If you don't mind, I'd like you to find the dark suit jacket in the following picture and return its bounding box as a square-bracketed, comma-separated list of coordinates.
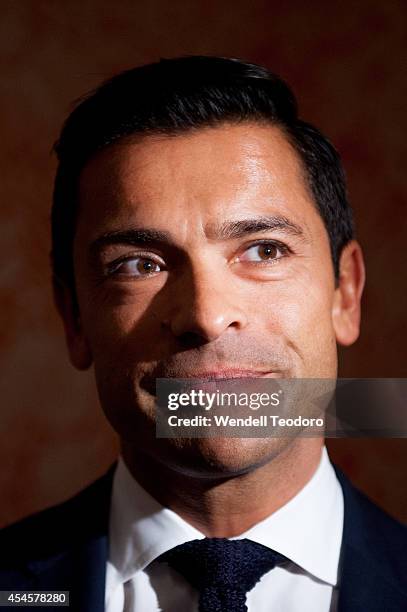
[0, 464, 406, 611]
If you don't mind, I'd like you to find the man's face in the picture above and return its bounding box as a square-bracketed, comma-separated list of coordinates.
[69, 123, 351, 475]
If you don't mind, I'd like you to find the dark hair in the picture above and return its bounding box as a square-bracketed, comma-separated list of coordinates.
[52, 55, 354, 291]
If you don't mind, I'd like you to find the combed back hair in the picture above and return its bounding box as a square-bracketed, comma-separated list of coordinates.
[52, 55, 354, 291]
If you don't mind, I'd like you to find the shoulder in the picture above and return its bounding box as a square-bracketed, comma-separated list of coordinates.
[335, 465, 406, 540]
[334, 465, 407, 599]
[0, 464, 116, 567]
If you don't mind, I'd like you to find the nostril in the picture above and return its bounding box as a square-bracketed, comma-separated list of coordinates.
[177, 331, 212, 349]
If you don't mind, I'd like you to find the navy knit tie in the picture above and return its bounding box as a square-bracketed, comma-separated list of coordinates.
[158, 537, 285, 611]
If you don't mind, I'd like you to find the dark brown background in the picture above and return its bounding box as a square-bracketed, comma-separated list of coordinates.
[1, 0, 406, 527]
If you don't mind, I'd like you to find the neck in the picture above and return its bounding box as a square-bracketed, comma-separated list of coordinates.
[121, 437, 324, 537]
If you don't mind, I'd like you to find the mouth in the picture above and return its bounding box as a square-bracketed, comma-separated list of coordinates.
[140, 367, 284, 395]
[166, 369, 280, 381]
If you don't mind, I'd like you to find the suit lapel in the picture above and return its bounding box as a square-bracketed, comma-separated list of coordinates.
[27, 534, 108, 612]
[337, 543, 404, 612]
[335, 467, 407, 611]
[18, 464, 117, 611]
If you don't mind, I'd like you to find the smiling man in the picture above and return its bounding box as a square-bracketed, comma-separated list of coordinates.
[1, 56, 406, 611]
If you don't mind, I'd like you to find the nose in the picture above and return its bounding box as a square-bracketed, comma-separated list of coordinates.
[163, 268, 249, 343]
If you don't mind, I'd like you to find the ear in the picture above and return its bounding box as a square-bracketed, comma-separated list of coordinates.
[332, 240, 365, 346]
[52, 276, 93, 370]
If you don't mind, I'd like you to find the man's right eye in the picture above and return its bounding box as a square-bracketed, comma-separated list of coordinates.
[107, 256, 163, 277]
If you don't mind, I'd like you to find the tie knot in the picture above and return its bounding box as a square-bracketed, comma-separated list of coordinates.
[159, 537, 285, 594]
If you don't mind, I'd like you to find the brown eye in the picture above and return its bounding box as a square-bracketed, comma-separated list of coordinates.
[240, 243, 283, 263]
[257, 244, 278, 260]
[137, 259, 158, 274]
[110, 256, 162, 277]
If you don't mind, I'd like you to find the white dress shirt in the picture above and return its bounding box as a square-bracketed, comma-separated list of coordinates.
[105, 446, 344, 612]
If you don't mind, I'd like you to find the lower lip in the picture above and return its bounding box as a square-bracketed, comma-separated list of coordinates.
[174, 372, 279, 381]
[164, 372, 280, 393]
[142, 372, 282, 395]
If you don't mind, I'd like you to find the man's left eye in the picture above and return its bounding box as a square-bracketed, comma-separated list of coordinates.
[108, 256, 162, 277]
[239, 242, 286, 263]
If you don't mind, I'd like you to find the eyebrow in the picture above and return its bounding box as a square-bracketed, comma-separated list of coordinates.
[89, 215, 305, 255]
[207, 216, 305, 240]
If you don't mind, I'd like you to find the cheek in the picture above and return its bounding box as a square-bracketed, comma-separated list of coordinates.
[81, 292, 163, 367]
[261, 274, 337, 375]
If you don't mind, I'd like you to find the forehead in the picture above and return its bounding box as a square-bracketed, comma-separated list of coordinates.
[77, 123, 323, 241]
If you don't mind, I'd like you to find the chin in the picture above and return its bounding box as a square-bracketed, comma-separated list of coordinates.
[160, 436, 291, 478]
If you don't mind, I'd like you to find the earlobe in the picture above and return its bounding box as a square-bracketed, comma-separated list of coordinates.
[332, 240, 366, 346]
[52, 276, 93, 370]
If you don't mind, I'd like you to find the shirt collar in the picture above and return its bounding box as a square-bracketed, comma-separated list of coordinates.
[237, 446, 343, 586]
[108, 446, 343, 586]
[108, 459, 204, 582]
